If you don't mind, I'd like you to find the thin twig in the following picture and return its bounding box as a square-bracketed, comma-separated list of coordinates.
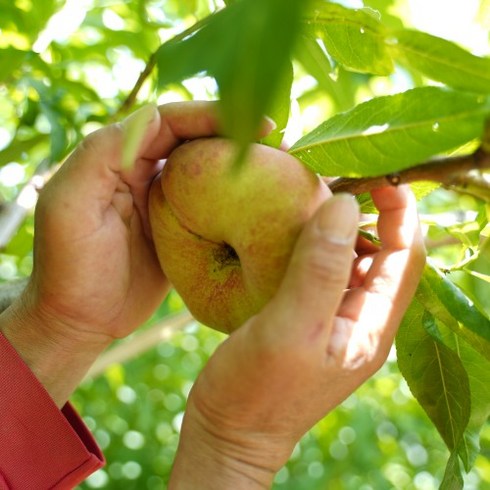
[85, 311, 194, 379]
[328, 146, 490, 198]
[115, 52, 158, 117]
[114, 14, 215, 118]
[0, 159, 50, 250]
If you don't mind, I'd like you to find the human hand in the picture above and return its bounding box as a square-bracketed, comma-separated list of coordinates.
[0, 101, 226, 406]
[170, 185, 426, 489]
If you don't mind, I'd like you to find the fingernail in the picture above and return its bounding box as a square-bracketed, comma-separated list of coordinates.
[264, 116, 277, 131]
[121, 104, 158, 170]
[258, 116, 277, 136]
[317, 194, 359, 245]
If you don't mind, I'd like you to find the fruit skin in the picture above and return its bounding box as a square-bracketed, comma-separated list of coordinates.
[149, 137, 331, 333]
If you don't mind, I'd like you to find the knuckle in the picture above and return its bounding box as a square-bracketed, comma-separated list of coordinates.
[301, 236, 352, 286]
[326, 320, 389, 375]
[77, 124, 122, 157]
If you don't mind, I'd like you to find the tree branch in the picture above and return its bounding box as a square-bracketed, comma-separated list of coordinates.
[114, 14, 214, 118]
[115, 51, 158, 117]
[0, 159, 49, 249]
[328, 146, 490, 199]
[84, 311, 194, 379]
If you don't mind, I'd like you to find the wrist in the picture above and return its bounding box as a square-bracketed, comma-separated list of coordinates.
[0, 286, 111, 407]
[170, 400, 288, 490]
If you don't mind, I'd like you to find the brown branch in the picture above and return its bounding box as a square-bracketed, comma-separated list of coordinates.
[115, 52, 158, 118]
[328, 146, 490, 198]
[85, 311, 194, 379]
[0, 159, 49, 250]
[114, 14, 214, 118]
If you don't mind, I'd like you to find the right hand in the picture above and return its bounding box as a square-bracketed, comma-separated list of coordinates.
[170, 185, 426, 489]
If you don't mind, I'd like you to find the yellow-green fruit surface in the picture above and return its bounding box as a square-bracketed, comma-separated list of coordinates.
[149, 137, 331, 333]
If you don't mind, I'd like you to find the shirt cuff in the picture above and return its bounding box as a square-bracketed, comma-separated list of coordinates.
[0, 332, 104, 489]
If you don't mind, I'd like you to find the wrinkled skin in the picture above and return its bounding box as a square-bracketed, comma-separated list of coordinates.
[170, 185, 426, 489]
[0, 101, 226, 407]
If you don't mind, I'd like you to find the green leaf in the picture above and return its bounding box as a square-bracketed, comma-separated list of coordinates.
[440, 452, 464, 490]
[466, 235, 490, 275]
[0, 48, 30, 84]
[396, 303, 471, 452]
[40, 102, 67, 162]
[28, 79, 67, 161]
[122, 104, 157, 170]
[398, 289, 490, 483]
[0, 0, 60, 42]
[156, 0, 307, 148]
[389, 29, 490, 95]
[260, 62, 294, 149]
[437, 325, 490, 470]
[362, 0, 405, 30]
[0, 134, 48, 167]
[289, 87, 490, 177]
[416, 261, 490, 361]
[294, 34, 332, 85]
[302, 1, 393, 75]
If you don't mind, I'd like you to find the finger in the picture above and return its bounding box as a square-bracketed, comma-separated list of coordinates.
[355, 234, 379, 255]
[349, 254, 375, 288]
[270, 194, 359, 345]
[339, 186, 425, 351]
[137, 101, 276, 162]
[58, 101, 220, 190]
[137, 101, 222, 162]
[364, 185, 425, 297]
[347, 234, 380, 287]
[371, 185, 423, 251]
[126, 101, 275, 218]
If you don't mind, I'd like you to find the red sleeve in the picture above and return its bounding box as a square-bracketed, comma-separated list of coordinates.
[0, 332, 105, 490]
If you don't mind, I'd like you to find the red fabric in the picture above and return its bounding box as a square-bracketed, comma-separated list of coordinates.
[0, 332, 104, 489]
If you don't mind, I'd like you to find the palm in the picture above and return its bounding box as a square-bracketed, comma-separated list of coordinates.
[27, 101, 223, 341]
[31, 161, 167, 340]
[184, 186, 425, 473]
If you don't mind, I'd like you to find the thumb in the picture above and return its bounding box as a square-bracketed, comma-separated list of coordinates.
[121, 103, 161, 171]
[57, 104, 160, 188]
[274, 194, 359, 340]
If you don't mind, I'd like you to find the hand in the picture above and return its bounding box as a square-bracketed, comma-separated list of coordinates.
[170, 186, 426, 489]
[0, 101, 224, 406]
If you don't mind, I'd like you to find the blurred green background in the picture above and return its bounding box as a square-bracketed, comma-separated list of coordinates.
[0, 0, 489, 488]
[72, 312, 490, 489]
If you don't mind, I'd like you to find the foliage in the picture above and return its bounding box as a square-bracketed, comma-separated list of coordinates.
[0, 0, 489, 489]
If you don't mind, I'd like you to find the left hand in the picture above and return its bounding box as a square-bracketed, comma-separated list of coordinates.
[27, 102, 223, 342]
[0, 101, 223, 406]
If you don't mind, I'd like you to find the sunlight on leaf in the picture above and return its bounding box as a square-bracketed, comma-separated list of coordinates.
[389, 29, 490, 95]
[290, 87, 490, 177]
[156, 0, 307, 150]
[302, 1, 393, 75]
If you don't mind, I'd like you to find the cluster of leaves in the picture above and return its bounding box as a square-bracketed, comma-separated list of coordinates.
[1, 0, 489, 489]
[153, 1, 490, 486]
